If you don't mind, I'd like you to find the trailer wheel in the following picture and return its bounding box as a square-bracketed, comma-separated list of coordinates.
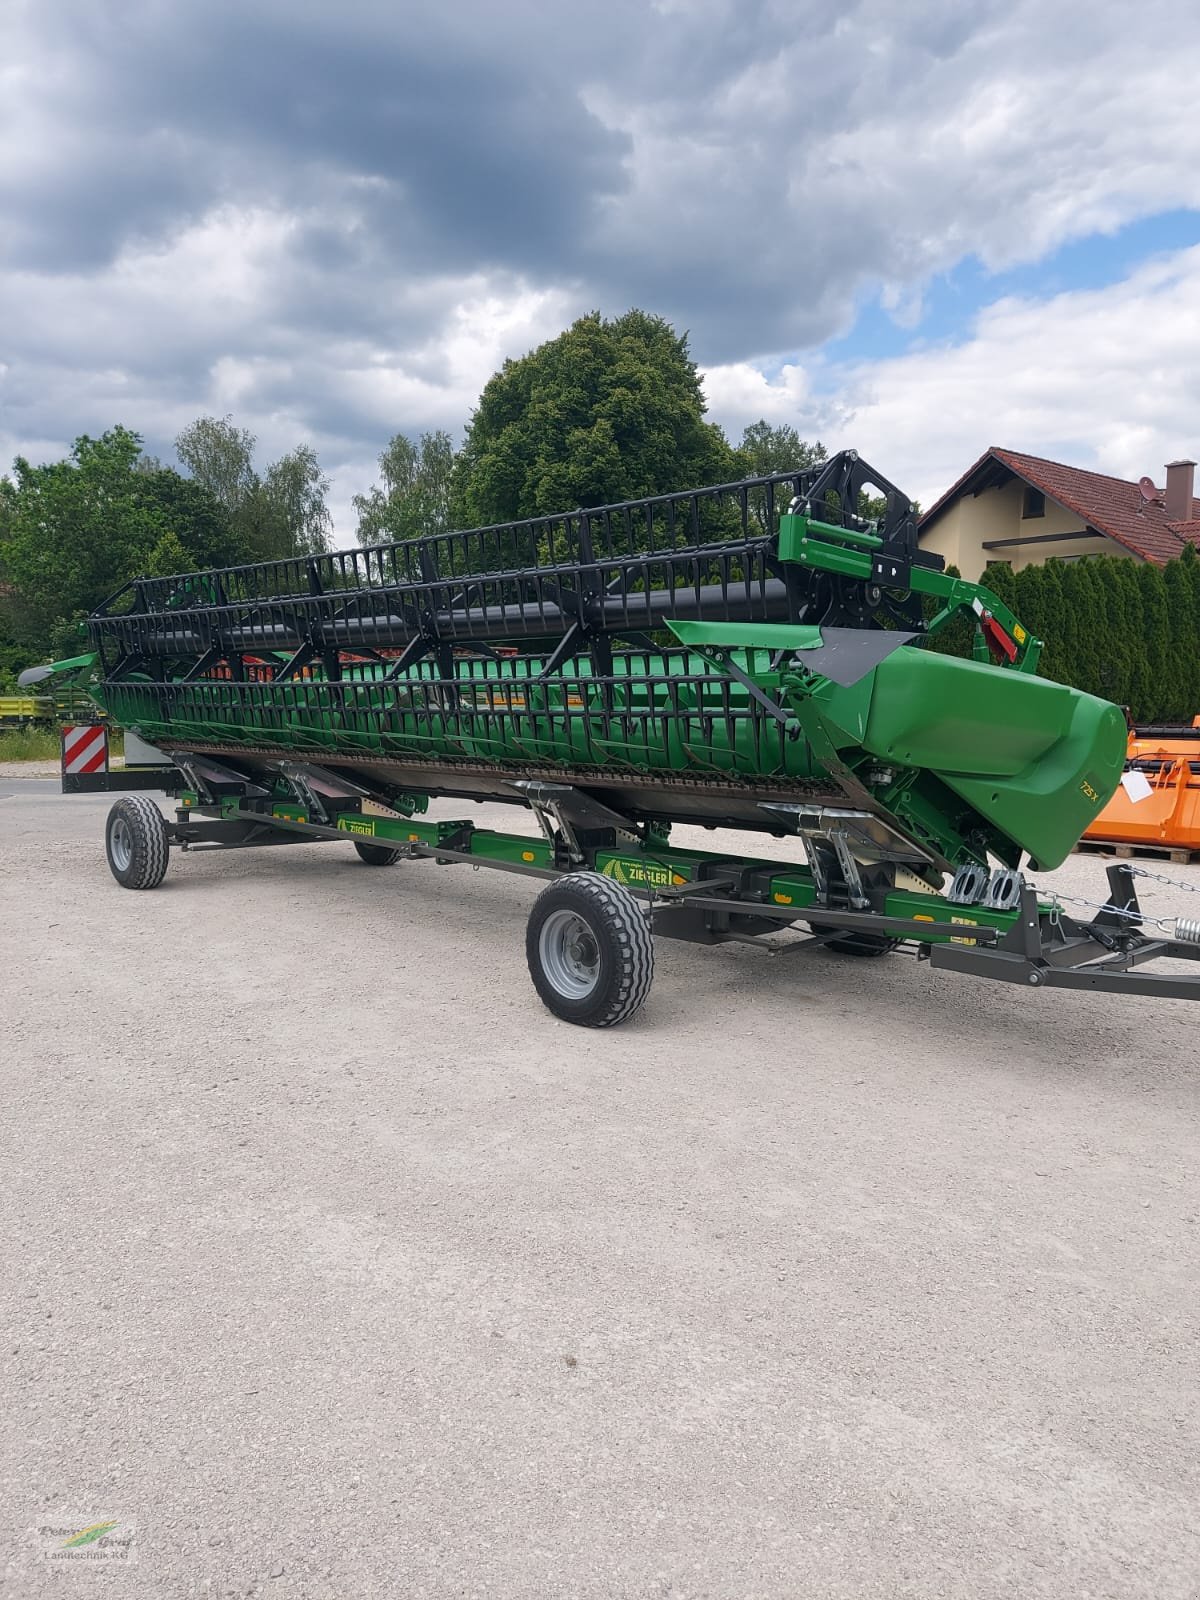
[105, 795, 170, 890]
[353, 840, 403, 867]
[526, 872, 654, 1027]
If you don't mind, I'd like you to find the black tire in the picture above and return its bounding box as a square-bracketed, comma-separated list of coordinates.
[526, 872, 654, 1027]
[354, 840, 403, 867]
[105, 795, 170, 890]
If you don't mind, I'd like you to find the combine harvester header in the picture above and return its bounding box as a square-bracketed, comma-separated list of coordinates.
[24, 449, 1200, 1023]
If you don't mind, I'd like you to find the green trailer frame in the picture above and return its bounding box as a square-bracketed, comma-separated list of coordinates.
[84, 746, 1200, 1025]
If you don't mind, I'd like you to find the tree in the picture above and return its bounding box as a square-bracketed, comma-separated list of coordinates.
[1182, 542, 1200, 716]
[924, 563, 975, 657]
[734, 423, 826, 531]
[735, 422, 826, 479]
[1053, 562, 1089, 694]
[257, 445, 333, 558]
[855, 544, 1198, 721]
[1084, 558, 1128, 709]
[0, 624, 24, 687]
[0, 480, 24, 681]
[354, 430, 457, 546]
[1138, 561, 1173, 722]
[0, 427, 241, 658]
[981, 560, 1018, 614]
[1164, 546, 1200, 719]
[138, 467, 247, 570]
[1014, 563, 1051, 673]
[1073, 560, 1111, 700]
[1113, 561, 1150, 717]
[173, 417, 255, 507]
[175, 416, 332, 561]
[456, 310, 735, 526]
[144, 529, 192, 578]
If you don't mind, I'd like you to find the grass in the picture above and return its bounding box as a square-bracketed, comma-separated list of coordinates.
[0, 727, 61, 761]
[0, 726, 124, 762]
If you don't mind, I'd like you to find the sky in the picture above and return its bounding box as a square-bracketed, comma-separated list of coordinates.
[3, 0, 1200, 540]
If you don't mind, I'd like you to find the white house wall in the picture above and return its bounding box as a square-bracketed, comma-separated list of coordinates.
[920, 477, 1120, 580]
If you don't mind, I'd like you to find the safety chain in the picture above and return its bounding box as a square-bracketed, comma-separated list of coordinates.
[1026, 861, 1199, 936]
[1129, 864, 1200, 896]
[1026, 885, 1175, 932]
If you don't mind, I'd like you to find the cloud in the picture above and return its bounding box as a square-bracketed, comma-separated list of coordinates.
[583, 0, 1200, 356]
[0, 1, 630, 274]
[702, 245, 1200, 507]
[2, 0, 1200, 539]
[701, 360, 824, 429]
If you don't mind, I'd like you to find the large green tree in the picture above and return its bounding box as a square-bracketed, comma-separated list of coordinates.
[257, 445, 334, 559]
[175, 416, 332, 561]
[734, 421, 826, 479]
[456, 310, 735, 525]
[172, 416, 258, 515]
[735, 423, 827, 531]
[354, 430, 457, 546]
[0, 427, 241, 659]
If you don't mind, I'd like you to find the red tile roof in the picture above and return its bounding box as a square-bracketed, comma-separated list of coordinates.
[920, 446, 1200, 565]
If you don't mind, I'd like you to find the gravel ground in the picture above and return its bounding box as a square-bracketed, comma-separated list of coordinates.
[0, 761, 60, 779]
[2, 781, 1198, 1599]
[0, 761, 127, 781]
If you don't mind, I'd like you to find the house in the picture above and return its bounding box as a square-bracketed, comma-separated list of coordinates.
[918, 447, 1200, 582]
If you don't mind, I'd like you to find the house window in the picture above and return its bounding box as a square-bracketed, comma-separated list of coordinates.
[1022, 487, 1045, 519]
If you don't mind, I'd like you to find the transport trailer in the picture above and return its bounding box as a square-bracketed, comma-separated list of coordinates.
[0, 693, 52, 728]
[4, 656, 111, 730]
[24, 450, 1200, 1024]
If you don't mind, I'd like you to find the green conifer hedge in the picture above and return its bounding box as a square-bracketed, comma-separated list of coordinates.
[979, 547, 1200, 722]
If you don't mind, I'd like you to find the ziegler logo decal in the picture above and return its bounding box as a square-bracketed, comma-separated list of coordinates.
[342, 819, 377, 837]
[602, 859, 686, 889]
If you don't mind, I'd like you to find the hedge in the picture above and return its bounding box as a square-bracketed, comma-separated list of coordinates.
[972, 546, 1200, 723]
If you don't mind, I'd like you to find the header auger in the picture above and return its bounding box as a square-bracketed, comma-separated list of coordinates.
[25, 449, 1200, 1024]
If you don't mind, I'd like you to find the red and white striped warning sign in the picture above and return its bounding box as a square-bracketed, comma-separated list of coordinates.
[62, 724, 109, 774]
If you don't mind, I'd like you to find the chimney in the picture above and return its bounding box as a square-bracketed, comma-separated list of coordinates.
[1164, 458, 1196, 522]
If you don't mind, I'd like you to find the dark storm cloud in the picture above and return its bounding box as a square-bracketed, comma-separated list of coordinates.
[4, 0, 1200, 533]
[4, 0, 1180, 350]
[4, 0, 630, 275]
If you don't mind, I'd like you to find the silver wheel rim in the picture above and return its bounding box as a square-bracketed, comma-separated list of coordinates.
[539, 908, 601, 999]
[110, 816, 133, 872]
